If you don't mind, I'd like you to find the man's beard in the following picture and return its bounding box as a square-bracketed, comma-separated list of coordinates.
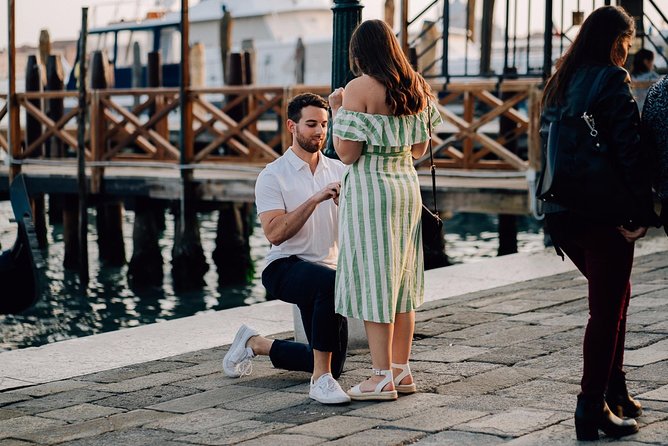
[295, 129, 325, 153]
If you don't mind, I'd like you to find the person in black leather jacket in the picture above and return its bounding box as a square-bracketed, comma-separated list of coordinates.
[540, 6, 659, 442]
[642, 75, 668, 232]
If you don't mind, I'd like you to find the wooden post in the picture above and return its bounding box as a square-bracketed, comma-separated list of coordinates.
[400, 0, 409, 57]
[38, 29, 51, 74]
[213, 202, 254, 286]
[7, 0, 21, 181]
[132, 41, 142, 106]
[295, 37, 305, 84]
[243, 46, 257, 137]
[46, 54, 65, 224]
[90, 50, 126, 267]
[384, 0, 395, 29]
[172, 0, 208, 290]
[76, 7, 89, 282]
[190, 42, 206, 123]
[226, 53, 245, 125]
[498, 71, 519, 256]
[219, 5, 232, 84]
[127, 197, 164, 288]
[24, 56, 43, 159]
[25, 55, 48, 249]
[128, 54, 166, 287]
[480, 0, 496, 76]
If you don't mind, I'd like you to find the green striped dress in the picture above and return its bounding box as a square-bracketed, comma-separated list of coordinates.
[333, 103, 442, 323]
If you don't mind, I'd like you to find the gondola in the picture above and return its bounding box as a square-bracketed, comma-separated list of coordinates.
[0, 174, 45, 314]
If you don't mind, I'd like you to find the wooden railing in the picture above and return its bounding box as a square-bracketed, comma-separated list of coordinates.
[1, 81, 541, 172]
[419, 79, 542, 172]
[0, 85, 333, 168]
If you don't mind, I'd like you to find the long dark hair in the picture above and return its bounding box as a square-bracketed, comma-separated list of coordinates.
[543, 6, 635, 107]
[349, 19, 432, 116]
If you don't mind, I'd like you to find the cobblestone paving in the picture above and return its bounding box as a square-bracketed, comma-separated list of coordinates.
[2, 252, 668, 445]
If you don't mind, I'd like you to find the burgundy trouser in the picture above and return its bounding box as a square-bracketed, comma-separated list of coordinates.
[546, 213, 633, 398]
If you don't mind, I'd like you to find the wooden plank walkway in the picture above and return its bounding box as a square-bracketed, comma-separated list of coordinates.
[0, 164, 530, 215]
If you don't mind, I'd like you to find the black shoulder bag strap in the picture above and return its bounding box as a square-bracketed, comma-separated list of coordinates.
[428, 105, 439, 217]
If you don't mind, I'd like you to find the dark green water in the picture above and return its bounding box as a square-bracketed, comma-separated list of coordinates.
[0, 202, 543, 351]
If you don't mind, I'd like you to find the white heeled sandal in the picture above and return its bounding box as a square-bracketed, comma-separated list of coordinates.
[347, 369, 398, 401]
[391, 362, 416, 394]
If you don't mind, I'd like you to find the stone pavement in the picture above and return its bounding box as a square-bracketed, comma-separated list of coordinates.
[1, 251, 668, 445]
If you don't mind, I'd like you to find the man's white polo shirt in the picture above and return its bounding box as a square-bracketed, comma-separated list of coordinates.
[255, 148, 347, 269]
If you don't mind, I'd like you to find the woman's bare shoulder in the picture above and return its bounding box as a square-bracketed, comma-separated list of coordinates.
[343, 76, 377, 112]
[345, 75, 389, 114]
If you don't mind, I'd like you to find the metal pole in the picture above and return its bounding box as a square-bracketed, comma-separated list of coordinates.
[325, 0, 363, 158]
[77, 7, 89, 284]
[544, 0, 554, 80]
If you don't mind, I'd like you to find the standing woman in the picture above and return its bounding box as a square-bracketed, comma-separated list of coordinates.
[540, 6, 658, 441]
[328, 19, 441, 401]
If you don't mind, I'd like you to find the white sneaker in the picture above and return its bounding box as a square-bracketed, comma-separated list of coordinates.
[309, 373, 351, 405]
[223, 325, 259, 378]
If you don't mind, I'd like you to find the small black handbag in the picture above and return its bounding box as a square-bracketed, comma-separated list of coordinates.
[537, 67, 634, 223]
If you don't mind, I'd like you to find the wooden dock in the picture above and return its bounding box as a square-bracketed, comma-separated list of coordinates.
[0, 163, 530, 215]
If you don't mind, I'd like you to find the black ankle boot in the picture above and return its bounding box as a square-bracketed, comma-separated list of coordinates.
[574, 394, 639, 441]
[606, 380, 643, 418]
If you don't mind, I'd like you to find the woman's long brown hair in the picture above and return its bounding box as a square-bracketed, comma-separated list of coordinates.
[543, 6, 635, 107]
[349, 19, 433, 116]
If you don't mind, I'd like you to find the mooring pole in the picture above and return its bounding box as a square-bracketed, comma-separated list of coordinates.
[77, 7, 90, 285]
[171, 0, 208, 290]
[179, 0, 192, 212]
[543, 0, 553, 80]
[7, 0, 20, 181]
[324, 0, 362, 159]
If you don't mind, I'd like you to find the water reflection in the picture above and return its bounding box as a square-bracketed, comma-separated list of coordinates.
[0, 201, 542, 351]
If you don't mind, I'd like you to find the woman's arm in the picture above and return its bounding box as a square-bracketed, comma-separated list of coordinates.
[329, 80, 366, 165]
[598, 69, 656, 226]
[411, 140, 429, 159]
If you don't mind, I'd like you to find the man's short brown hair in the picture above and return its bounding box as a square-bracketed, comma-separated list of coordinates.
[287, 93, 329, 122]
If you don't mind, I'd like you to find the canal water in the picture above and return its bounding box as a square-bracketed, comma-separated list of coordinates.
[0, 201, 544, 351]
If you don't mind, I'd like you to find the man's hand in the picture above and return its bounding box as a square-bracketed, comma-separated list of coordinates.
[314, 182, 341, 205]
[260, 182, 341, 246]
[617, 225, 648, 243]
